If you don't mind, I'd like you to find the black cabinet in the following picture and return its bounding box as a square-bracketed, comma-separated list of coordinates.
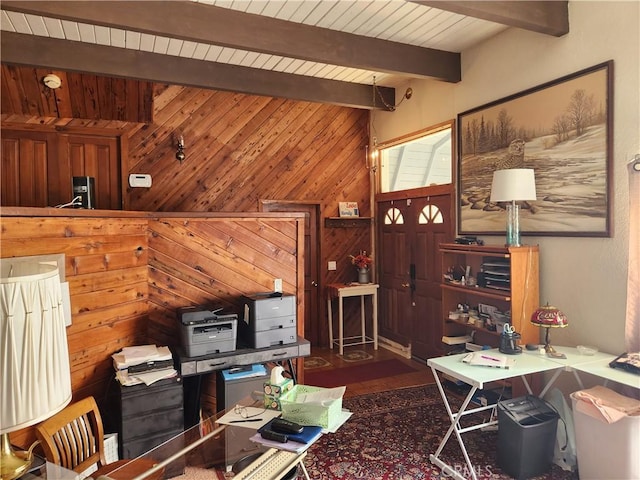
[106, 376, 184, 477]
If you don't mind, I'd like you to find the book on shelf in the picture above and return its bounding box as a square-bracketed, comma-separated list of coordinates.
[442, 335, 473, 345]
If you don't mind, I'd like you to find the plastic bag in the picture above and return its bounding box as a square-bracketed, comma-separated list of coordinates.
[546, 388, 577, 471]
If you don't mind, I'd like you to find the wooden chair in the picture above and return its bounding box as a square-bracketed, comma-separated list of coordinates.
[35, 396, 107, 474]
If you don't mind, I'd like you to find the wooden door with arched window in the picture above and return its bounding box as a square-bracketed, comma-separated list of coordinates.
[377, 185, 454, 360]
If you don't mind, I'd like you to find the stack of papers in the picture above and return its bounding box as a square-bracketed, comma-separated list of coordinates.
[112, 345, 177, 386]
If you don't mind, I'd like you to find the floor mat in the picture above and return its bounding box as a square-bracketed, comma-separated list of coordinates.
[304, 356, 332, 369]
[341, 350, 373, 362]
[305, 359, 417, 388]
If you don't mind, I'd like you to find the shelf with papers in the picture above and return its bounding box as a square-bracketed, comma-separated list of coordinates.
[439, 243, 540, 351]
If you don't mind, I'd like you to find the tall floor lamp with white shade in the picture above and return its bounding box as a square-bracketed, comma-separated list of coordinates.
[1, 262, 72, 480]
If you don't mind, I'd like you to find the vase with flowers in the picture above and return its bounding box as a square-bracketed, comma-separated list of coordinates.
[349, 251, 372, 284]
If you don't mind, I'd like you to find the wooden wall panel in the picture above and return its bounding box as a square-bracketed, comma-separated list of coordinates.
[2, 210, 304, 447]
[146, 216, 303, 414]
[63, 133, 122, 209]
[1, 214, 149, 447]
[146, 217, 301, 349]
[0, 131, 54, 206]
[2, 72, 373, 348]
[125, 86, 372, 345]
[125, 86, 370, 217]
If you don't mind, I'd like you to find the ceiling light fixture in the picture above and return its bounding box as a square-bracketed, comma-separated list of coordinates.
[372, 76, 412, 112]
[42, 74, 62, 90]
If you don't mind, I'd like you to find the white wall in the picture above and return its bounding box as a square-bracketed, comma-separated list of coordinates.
[373, 1, 639, 355]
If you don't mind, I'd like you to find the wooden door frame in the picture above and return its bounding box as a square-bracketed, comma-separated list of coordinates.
[375, 184, 455, 356]
[259, 199, 323, 345]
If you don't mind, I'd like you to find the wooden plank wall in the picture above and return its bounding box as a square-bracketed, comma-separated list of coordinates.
[1, 73, 374, 345]
[125, 85, 371, 216]
[146, 216, 302, 414]
[1, 210, 303, 446]
[124, 85, 373, 342]
[1, 213, 149, 447]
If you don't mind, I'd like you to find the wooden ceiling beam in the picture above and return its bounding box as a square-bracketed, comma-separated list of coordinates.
[0, 0, 460, 82]
[1, 32, 396, 111]
[412, 1, 569, 37]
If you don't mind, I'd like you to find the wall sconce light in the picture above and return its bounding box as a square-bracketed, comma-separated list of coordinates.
[176, 135, 185, 163]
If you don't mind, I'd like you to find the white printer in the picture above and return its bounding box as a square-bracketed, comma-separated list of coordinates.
[240, 293, 297, 348]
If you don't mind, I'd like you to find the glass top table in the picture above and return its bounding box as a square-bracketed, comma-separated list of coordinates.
[91, 396, 310, 480]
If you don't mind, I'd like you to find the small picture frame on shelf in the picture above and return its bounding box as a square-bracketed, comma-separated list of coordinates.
[339, 202, 359, 217]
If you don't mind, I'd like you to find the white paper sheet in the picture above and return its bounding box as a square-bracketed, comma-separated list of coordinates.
[216, 405, 281, 429]
[295, 386, 346, 405]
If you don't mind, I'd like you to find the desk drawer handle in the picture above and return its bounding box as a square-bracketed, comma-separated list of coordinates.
[271, 352, 287, 357]
[208, 361, 227, 367]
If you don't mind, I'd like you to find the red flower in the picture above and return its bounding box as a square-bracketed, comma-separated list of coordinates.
[349, 251, 372, 269]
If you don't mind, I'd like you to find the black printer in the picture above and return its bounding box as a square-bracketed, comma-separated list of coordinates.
[240, 294, 297, 348]
[177, 306, 238, 357]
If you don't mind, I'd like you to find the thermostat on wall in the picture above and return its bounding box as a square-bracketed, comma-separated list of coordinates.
[129, 174, 152, 188]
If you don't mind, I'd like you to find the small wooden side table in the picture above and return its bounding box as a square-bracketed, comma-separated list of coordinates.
[326, 283, 379, 355]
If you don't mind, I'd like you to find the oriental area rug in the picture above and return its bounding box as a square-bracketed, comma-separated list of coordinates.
[297, 384, 579, 480]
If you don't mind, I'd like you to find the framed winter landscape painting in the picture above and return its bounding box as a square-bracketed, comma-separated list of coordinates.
[457, 61, 613, 237]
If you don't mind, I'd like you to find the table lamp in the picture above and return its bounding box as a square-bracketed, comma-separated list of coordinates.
[490, 169, 536, 246]
[1, 262, 72, 480]
[531, 303, 568, 357]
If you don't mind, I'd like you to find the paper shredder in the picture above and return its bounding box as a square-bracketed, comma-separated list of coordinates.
[497, 395, 559, 479]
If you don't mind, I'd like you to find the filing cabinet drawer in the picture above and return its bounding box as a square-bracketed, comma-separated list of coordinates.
[119, 407, 184, 443]
[120, 378, 183, 417]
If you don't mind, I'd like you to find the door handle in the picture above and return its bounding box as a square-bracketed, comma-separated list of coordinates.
[401, 282, 410, 287]
[311, 281, 318, 287]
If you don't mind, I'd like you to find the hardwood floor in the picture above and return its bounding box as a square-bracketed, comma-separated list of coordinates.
[304, 345, 435, 398]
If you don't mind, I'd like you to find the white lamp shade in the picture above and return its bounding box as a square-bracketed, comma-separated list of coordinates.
[1, 263, 72, 433]
[490, 168, 537, 202]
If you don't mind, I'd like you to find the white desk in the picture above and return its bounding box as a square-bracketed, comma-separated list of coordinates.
[427, 350, 561, 480]
[572, 355, 640, 390]
[522, 346, 640, 395]
[427, 347, 640, 480]
[326, 283, 378, 355]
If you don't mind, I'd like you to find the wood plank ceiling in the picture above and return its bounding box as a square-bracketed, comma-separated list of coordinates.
[0, 1, 568, 110]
